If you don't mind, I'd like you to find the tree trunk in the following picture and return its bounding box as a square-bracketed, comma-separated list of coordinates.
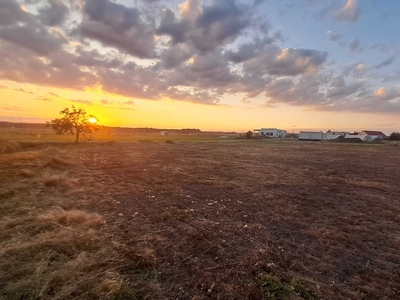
[75, 129, 80, 144]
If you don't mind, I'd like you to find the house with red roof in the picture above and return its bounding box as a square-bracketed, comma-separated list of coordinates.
[360, 130, 389, 140]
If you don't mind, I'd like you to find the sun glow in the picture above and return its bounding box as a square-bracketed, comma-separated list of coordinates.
[89, 117, 97, 123]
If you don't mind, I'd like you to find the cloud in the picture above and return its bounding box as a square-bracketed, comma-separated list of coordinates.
[0, 41, 97, 90]
[104, 105, 135, 111]
[326, 75, 366, 98]
[0, 0, 398, 114]
[336, 0, 360, 22]
[36, 96, 52, 101]
[343, 61, 369, 76]
[38, 0, 69, 26]
[80, 0, 156, 58]
[70, 99, 93, 105]
[224, 37, 273, 63]
[1, 105, 26, 111]
[101, 99, 113, 105]
[374, 87, 400, 101]
[242, 46, 327, 78]
[265, 75, 326, 106]
[371, 42, 397, 53]
[0, 0, 67, 55]
[157, 0, 251, 53]
[158, 43, 193, 69]
[0, 1, 30, 26]
[375, 56, 396, 69]
[13, 88, 34, 94]
[179, 0, 203, 20]
[0, 25, 66, 55]
[326, 30, 341, 42]
[347, 38, 362, 52]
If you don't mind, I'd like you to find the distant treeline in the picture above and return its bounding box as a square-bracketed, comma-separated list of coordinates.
[0, 122, 46, 129]
[0, 122, 237, 135]
[111, 127, 202, 134]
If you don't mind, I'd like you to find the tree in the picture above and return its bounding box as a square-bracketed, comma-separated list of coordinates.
[389, 132, 400, 141]
[47, 106, 100, 143]
[245, 131, 253, 139]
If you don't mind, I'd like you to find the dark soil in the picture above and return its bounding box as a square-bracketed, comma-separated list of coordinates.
[71, 141, 400, 299]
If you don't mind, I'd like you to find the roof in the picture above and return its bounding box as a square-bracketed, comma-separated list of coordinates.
[255, 128, 286, 131]
[362, 130, 388, 138]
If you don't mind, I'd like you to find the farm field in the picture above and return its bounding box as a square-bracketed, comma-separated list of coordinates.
[1, 138, 400, 299]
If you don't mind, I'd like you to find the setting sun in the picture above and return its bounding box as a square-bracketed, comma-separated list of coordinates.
[89, 117, 97, 123]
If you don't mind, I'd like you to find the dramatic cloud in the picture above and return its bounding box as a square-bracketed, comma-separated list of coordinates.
[326, 75, 366, 98]
[336, 0, 360, 22]
[0, 0, 398, 113]
[242, 46, 327, 77]
[157, 0, 251, 53]
[179, 0, 203, 20]
[224, 37, 273, 63]
[38, 0, 69, 26]
[80, 0, 156, 58]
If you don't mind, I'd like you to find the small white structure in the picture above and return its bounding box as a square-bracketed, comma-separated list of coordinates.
[299, 131, 349, 141]
[369, 135, 384, 142]
[298, 131, 324, 141]
[254, 128, 287, 138]
[160, 131, 167, 136]
[344, 135, 372, 142]
[324, 131, 349, 140]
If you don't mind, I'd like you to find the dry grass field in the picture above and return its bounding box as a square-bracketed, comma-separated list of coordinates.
[1, 137, 400, 299]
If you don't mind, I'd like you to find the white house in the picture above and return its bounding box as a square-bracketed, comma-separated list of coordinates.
[298, 131, 324, 141]
[359, 130, 388, 140]
[254, 128, 287, 138]
[324, 131, 349, 140]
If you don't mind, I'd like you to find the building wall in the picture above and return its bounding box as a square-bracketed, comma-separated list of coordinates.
[259, 129, 286, 138]
[298, 131, 324, 141]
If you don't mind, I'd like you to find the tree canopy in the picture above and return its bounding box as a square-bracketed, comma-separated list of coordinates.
[389, 132, 400, 141]
[47, 106, 100, 143]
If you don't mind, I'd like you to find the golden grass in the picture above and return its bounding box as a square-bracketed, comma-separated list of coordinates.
[0, 147, 134, 300]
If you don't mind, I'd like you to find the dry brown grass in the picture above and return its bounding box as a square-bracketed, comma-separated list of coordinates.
[1, 140, 400, 299]
[0, 146, 131, 300]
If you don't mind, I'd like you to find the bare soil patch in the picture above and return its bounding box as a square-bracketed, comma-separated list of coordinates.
[1, 141, 400, 299]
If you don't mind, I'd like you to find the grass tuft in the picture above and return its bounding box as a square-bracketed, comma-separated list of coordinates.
[42, 174, 71, 187]
[291, 278, 319, 300]
[40, 208, 105, 228]
[259, 275, 294, 300]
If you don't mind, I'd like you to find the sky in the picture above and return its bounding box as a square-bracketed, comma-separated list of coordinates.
[0, 0, 399, 133]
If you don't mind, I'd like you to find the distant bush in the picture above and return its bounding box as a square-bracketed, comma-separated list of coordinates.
[165, 140, 175, 144]
[245, 131, 253, 139]
[389, 132, 400, 141]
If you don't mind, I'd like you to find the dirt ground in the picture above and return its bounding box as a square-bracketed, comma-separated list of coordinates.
[1, 140, 400, 299]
